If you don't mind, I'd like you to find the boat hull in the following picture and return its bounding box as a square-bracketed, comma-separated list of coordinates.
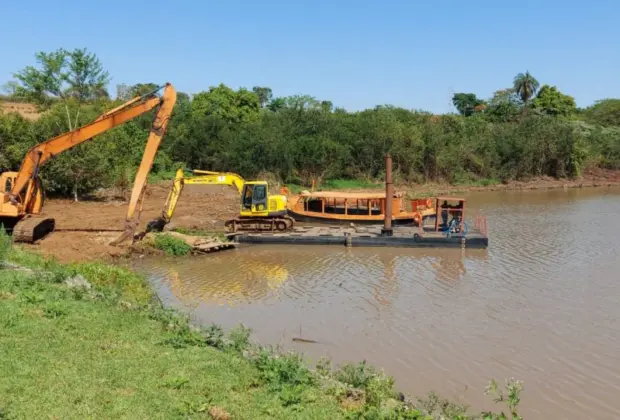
[287, 208, 431, 226]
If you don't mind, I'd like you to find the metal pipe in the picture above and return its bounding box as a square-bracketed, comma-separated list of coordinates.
[382, 153, 393, 236]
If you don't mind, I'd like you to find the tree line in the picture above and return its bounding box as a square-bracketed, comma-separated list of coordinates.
[1, 48, 620, 199]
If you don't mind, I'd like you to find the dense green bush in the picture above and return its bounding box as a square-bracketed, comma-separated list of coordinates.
[2, 66, 620, 198]
[151, 233, 192, 256]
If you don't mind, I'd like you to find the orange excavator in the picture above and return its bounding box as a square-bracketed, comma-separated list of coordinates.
[0, 83, 177, 244]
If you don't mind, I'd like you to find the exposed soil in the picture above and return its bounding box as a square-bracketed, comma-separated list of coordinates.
[411, 167, 620, 194]
[19, 168, 620, 263]
[346, 168, 620, 196]
[0, 101, 41, 121]
[21, 183, 239, 263]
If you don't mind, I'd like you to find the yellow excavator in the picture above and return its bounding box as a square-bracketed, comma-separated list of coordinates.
[146, 168, 295, 233]
[0, 83, 177, 244]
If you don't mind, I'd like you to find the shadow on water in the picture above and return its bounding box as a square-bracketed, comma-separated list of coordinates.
[134, 186, 620, 419]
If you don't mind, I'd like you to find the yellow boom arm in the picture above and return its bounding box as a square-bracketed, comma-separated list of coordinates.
[184, 169, 245, 193]
[146, 168, 246, 232]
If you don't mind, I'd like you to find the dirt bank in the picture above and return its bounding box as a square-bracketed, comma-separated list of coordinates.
[405, 168, 620, 195]
[0, 101, 41, 120]
[22, 183, 239, 263]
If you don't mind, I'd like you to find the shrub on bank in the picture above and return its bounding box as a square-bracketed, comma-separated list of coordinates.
[151, 233, 192, 256]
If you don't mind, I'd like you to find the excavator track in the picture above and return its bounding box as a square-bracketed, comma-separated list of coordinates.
[12, 215, 56, 243]
[225, 216, 295, 233]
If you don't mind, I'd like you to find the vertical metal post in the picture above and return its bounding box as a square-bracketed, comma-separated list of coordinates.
[382, 153, 393, 237]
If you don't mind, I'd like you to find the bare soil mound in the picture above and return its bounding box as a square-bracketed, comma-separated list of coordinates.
[21, 183, 239, 263]
[1, 101, 41, 120]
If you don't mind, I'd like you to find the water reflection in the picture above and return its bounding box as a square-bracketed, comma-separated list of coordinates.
[143, 245, 488, 315]
[162, 258, 289, 307]
[135, 187, 620, 419]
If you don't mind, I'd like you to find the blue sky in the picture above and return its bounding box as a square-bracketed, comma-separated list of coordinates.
[2, 0, 618, 113]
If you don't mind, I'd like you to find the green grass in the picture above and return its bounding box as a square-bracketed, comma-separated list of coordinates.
[284, 178, 384, 193]
[281, 183, 308, 194]
[0, 280, 345, 419]
[0, 226, 11, 268]
[322, 179, 383, 190]
[283, 177, 504, 196]
[147, 167, 190, 184]
[150, 233, 192, 257]
[450, 177, 502, 187]
[6, 246, 152, 305]
[0, 245, 524, 419]
[0, 258, 342, 419]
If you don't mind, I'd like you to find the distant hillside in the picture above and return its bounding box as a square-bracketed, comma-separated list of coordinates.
[0, 100, 41, 120]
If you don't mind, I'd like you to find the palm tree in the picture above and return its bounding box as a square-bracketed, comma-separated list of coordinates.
[513, 71, 540, 105]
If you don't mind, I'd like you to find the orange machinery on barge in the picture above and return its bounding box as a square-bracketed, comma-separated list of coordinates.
[286, 190, 435, 226]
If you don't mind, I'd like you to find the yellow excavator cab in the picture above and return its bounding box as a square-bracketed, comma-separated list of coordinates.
[239, 181, 288, 217]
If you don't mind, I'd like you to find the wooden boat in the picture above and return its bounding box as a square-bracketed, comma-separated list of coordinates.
[287, 190, 435, 226]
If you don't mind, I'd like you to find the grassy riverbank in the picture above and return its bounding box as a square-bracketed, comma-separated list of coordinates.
[284, 170, 620, 197]
[0, 234, 523, 419]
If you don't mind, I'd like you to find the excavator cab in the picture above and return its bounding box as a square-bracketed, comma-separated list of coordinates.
[241, 182, 269, 214]
[1, 172, 19, 215]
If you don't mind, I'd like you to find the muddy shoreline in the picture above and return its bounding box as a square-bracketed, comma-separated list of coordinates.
[19, 170, 620, 263]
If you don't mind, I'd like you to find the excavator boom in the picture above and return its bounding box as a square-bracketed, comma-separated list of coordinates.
[11, 91, 160, 200]
[145, 168, 246, 232]
[2, 82, 176, 243]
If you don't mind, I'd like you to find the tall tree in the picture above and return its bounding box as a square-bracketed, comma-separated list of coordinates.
[583, 99, 620, 127]
[267, 97, 286, 112]
[531, 85, 577, 117]
[320, 100, 333, 112]
[513, 71, 540, 106]
[12, 47, 110, 130]
[485, 89, 522, 122]
[452, 93, 486, 116]
[1, 81, 21, 98]
[192, 83, 260, 124]
[252, 86, 273, 108]
[284, 94, 320, 110]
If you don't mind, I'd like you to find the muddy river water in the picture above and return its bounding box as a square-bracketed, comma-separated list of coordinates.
[135, 187, 620, 419]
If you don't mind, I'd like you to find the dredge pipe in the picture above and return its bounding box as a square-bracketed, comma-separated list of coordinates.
[382, 153, 394, 237]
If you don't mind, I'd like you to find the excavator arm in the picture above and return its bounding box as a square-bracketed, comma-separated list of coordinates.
[184, 169, 245, 193]
[7, 83, 176, 244]
[110, 84, 177, 244]
[146, 168, 246, 232]
[11, 84, 170, 200]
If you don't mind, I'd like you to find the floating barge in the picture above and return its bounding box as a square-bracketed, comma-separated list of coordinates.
[287, 190, 435, 226]
[236, 154, 489, 249]
[233, 224, 488, 249]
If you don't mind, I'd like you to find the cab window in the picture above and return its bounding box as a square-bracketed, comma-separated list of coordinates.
[4, 178, 12, 193]
[253, 185, 266, 201]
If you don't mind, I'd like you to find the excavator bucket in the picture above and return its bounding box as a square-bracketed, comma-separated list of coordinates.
[146, 217, 167, 233]
[112, 219, 141, 245]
